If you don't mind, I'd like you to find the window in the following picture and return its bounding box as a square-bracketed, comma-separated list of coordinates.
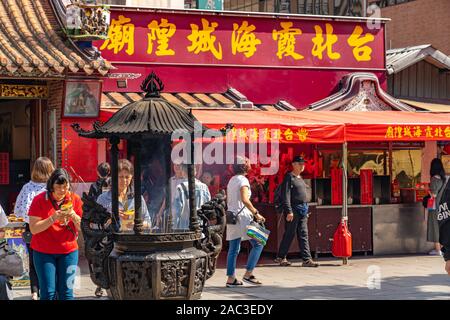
[375, 0, 416, 8]
[224, 0, 370, 15]
[97, 0, 127, 4]
[392, 149, 422, 188]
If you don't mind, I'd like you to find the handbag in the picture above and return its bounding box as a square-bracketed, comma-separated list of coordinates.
[246, 221, 270, 246]
[0, 240, 24, 277]
[226, 206, 244, 225]
[427, 196, 436, 210]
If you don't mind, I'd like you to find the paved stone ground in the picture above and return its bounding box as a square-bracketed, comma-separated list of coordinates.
[12, 253, 450, 300]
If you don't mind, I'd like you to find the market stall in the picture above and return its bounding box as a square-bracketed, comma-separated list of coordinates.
[192, 109, 450, 256]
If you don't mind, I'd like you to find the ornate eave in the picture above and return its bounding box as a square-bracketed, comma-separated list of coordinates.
[307, 72, 416, 112]
[0, 0, 113, 78]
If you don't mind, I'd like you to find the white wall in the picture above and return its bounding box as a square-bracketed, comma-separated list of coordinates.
[126, 0, 184, 8]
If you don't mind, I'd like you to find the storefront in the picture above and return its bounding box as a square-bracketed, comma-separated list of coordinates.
[69, 6, 389, 181]
[192, 110, 450, 255]
[66, 6, 450, 256]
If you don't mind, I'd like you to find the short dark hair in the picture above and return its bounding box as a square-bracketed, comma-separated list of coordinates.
[292, 156, 305, 164]
[97, 162, 110, 178]
[430, 158, 446, 181]
[46, 168, 71, 192]
[233, 157, 251, 175]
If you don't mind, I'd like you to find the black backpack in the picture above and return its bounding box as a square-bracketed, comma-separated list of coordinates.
[274, 173, 292, 213]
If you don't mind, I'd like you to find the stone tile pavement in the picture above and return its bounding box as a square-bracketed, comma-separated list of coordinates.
[11, 254, 450, 300]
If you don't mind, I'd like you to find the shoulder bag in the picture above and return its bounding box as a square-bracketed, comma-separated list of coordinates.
[226, 206, 244, 225]
[0, 240, 24, 277]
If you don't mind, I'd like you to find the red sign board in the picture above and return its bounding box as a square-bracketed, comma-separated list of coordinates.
[95, 10, 385, 70]
[62, 120, 98, 182]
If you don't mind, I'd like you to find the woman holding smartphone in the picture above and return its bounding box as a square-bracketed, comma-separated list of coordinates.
[28, 169, 82, 300]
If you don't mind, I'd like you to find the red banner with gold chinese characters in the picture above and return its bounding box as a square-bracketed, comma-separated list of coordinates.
[345, 124, 450, 141]
[192, 110, 450, 143]
[95, 9, 385, 70]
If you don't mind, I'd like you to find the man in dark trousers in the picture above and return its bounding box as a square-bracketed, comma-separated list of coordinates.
[274, 156, 319, 267]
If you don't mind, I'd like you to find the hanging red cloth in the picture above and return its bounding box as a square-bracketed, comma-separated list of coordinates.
[332, 219, 352, 258]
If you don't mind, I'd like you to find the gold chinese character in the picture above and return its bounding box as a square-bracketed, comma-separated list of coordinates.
[395, 126, 403, 139]
[445, 127, 450, 138]
[187, 18, 223, 60]
[100, 15, 135, 55]
[296, 128, 309, 142]
[238, 128, 248, 140]
[385, 126, 395, 139]
[425, 126, 433, 138]
[272, 129, 282, 140]
[272, 22, 304, 60]
[226, 127, 237, 140]
[311, 23, 341, 60]
[147, 19, 176, 56]
[230, 128, 238, 140]
[231, 21, 262, 58]
[403, 126, 413, 138]
[434, 127, 443, 138]
[260, 128, 271, 141]
[413, 126, 422, 138]
[248, 128, 259, 141]
[347, 25, 375, 62]
[284, 129, 294, 141]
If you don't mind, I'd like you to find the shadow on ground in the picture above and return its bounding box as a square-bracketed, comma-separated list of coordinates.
[204, 273, 450, 300]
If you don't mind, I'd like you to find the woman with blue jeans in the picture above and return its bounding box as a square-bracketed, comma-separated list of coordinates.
[226, 157, 266, 287]
[28, 169, 83, 300]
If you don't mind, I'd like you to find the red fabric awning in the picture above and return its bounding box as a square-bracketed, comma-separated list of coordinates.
[100, 109, 450, 143]
[192, 110, 450, 142]
[191, 110, 345, 144]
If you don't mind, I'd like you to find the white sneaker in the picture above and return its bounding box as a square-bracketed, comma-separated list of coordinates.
[428, 249, 443, 256]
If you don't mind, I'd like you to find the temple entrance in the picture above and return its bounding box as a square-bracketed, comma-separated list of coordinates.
[0, 95, 56, 215]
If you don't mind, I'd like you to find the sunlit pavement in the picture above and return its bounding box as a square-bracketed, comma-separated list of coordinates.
[12, 253, 450, 300]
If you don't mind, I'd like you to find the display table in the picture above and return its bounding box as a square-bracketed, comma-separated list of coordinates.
[372, 203, 434, 255]
[257, 203, 372, 257]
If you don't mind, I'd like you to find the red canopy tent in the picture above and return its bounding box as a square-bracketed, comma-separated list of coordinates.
[192, 110, 450, 142]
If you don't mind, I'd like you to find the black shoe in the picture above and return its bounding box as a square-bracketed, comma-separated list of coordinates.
[226, 278, 243, 288]
[274, 257, 292, 266]
[302, 259, 319, 267]
[95, 287, 104, 297]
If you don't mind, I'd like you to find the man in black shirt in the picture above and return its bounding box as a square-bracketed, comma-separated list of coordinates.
[275, 156, 319, 267]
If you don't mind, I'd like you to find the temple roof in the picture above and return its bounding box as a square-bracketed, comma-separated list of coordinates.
[0, 0, 112, 78]
[386, 45, 450, 75]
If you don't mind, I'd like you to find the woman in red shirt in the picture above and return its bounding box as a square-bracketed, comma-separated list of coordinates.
[28, 169, 82, 300]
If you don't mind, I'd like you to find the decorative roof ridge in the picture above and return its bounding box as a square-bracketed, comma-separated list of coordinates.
[49, 0, 113, 74]
[306, 72, 415, 112]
